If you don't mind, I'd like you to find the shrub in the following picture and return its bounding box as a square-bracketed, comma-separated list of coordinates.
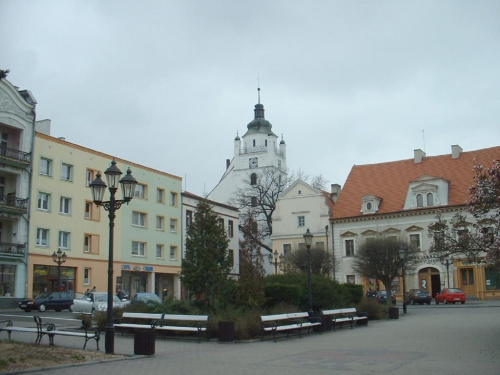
[356, 298, 386, 320]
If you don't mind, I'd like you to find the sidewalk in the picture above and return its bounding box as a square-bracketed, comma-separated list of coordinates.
[9, 300, 500, 375]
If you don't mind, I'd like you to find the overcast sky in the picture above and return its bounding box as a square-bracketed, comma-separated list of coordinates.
[2, 1, 499, 196]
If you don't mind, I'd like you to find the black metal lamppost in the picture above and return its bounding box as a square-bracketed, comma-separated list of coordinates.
[442, 257, 453, 288]
[398, 247, 407, 314]
[52, 248, 67, 292]
[89, 159, 137, 354]
[303, 228, 314, 311]
[268, 250, 284, 274]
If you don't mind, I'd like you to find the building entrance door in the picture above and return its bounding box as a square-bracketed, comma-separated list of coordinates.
[418, 267, 441, 297]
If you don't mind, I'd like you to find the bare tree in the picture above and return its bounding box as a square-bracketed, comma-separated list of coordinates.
[285, 247, 333, 276]
[231, 166, 289, 245]
[352, 238, 418, 305]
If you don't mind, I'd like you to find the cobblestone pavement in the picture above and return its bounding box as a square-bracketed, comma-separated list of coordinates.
[3, 300, 500, 375]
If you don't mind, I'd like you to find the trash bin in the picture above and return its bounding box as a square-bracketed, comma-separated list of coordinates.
[134, 329, 155, 355]
[218, 321, 235, 342]
[323, 315, 333, 331]
[388, 307, 399, 320]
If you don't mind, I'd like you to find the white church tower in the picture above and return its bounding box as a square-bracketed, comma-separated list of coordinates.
[208, 89, 287, 204]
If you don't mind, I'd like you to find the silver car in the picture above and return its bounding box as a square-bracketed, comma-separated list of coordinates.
[72, 292, 130, 315]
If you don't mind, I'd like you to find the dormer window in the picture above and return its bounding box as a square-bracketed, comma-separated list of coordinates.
[361, 195, 381, 214]
[405, 175, 448, 210]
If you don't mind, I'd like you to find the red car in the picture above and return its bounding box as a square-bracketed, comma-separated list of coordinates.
[435, 288, 466, 304]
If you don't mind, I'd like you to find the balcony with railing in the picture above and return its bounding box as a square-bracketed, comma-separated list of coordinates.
[0, 194, 29, 215]
[0, 242, 26, 257]
[0, 146, 31, 168]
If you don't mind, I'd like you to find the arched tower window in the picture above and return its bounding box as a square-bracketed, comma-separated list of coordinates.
[250, 173, 257, 185]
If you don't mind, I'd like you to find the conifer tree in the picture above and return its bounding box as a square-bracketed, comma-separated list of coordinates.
[181, 199, 231, 311]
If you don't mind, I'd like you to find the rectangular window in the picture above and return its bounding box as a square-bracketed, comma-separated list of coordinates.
[156, 216, 165, 230]
[86, 169, 95, 186]
[84, 268, 90, 285]
[157, 188, 165, 203]
[186, 210, 193, 227]
[409, 234, 421, 251]
[59, 231, 70, 249]
[170, 218, 178, 233]
[132, 241, 146, 256]
[132, 211, 147, 227]
[84, 234, 99, 254]
[36, 228, 49, 246]
[228, 249, 234, 267]
[346, 275, 356, 284]
[85, 202, 91, 219]
[61, 163, 73, 181]
[59, 196, 71, 215]
[134, 184, 147, 199]
[156, 244, 164, 258]
[228, 220, 234, 238]
[39, 157, 52, 176]
[37, 192, 50, 211]
[297, 216, 305, 227]
[298, 242, 306, 251]
[170, 246, 177, 260]
[345, 239, 355, 257]
[218, 218, 224, 228]
[170, 192, 178, 206]
[316, 241, 325, 251]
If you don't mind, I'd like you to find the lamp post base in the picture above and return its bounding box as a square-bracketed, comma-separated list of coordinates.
[105, 324, 115, 354]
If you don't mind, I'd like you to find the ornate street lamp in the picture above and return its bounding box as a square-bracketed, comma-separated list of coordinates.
[303, 228, 314, 311]
[268, 250, 284, 274]
[398, 247, 407, 314]
[89, 159, 137, 354]
[52, 248, 67, 292]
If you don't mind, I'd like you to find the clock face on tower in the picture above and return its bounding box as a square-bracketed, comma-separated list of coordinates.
[249, 157, 258, 168]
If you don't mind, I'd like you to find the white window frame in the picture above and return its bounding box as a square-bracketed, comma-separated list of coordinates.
[409, 233, 421, 251]
[228, 220, 234, 238]
[84, 235, 91, 253]
[59, 231, 71, 249]
[84, 268, 90, 285]
[156, 216, 165, 230]
[39, 157, 52, 176]
[132, 211, 147, 227]
[38, 192, 50, 211]
[169, 246, 177, 260]
[59, 196, 71, 215]
[170, 192, 178, 206]
[61, 163, 73, 181]
[36, 228, 49, 247]
[170, 218, 177, 233]
[297, 216, 305, 227]
[132, 241, 146, 256]
[134, 184, 146, 199]
[156, 244, 164, 258]
[157, 188, 165, 203]
[86, 169, 95, 187]
[345, 239, 355, 257]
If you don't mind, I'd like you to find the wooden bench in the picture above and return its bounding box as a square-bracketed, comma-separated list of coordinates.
[321, 308, 368, 330]
[261, 312, 322, 342]
[0, 316, 100, 349]
[115, 312, 210, 343]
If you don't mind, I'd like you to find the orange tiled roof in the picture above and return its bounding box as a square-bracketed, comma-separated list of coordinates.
[331, 146, 500, 220]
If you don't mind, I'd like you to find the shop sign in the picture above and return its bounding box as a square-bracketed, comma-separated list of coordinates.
[143, 266, 153, 272]
[122, 265, 131, 270]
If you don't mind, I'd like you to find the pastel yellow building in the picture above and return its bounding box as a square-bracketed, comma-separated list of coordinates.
[29, 127, 182, 300]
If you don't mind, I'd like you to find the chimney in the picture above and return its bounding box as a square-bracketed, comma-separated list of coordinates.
[414, 149, 426, 164]
[35, 119, 51, 135]
[451, 145, 463, 159]
[330, 184, 341, 203]
[226, 159, 230, 169]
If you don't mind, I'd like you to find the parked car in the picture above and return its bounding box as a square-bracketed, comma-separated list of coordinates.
[131, 293, 162, 306]
[19, 292, 73, 312]
[406, 289, 432, 305]
[376, 290, 396, 304]
[71, 292, 130, 315]
[435, 288, 466, 304]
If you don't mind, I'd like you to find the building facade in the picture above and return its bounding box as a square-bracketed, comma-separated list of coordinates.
[28, 128, 183, 300]
[0, 78, 37, 306]
[271, 179, 337, 275]
[331, 145, 500, 300]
